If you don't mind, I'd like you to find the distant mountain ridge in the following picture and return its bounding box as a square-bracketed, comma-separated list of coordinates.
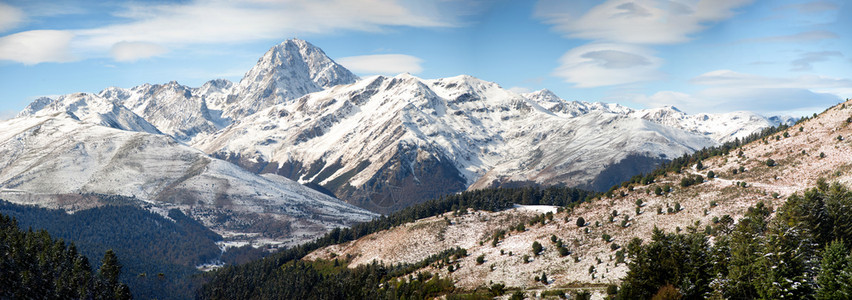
[12, 39, 791, 215]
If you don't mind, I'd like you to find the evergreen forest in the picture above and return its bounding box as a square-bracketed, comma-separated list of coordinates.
[0, 213, 131, 299]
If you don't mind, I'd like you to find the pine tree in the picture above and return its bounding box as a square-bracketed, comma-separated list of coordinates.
[98, 249, 131, 300]
[816, 240, 852, 299]
[99, 250, 121, 287]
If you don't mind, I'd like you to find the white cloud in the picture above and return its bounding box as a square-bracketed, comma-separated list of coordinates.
[336, 54, 423, 75]
[110, 41, 167, 62]
[0, 0, 459, 64]
[628, 70, 851, 115]
[0, 30, 75, 64]
[691, 69, 852, 88]
[74, 0, 455, 50]
[628, 88, 841, 116]
[0, 3, 25, 33]
[535, 0, 753, 44]
[553, 43, 663, 87]
[538, 0, 751, 90]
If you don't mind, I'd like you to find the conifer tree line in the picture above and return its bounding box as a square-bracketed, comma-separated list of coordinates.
[614, 180, 852, 299]
[200, 248, 473, 299]
[199, 185, 595, 298]
[0, 213, 131, 299]
[1, 198, 223, 299]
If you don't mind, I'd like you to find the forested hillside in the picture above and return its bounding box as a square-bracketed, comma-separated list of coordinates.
[0, 196, 224, 299]
[0, 213, 131, 299]
[616, 181, 852, 299]
[198, 185, 596, 299]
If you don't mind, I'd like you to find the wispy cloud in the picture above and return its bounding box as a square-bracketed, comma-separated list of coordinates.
[690, 69, 852, 88]
[0, 30, 75, 64]
[629, 70, 851, 114]
[0, 0, 461, 64]
[337, 54, 424, 75]
[535, 0, 753, 44]
[537, 0, 751, 88]
[110, 41, 167, 62]
[790, 51, 843, 71]
[0, 3, 25, 33]
[738, 30, 838, 44]
[629, 88, 840, 116]
[553, 43, 663, 87]
[508, 86, 531, 94]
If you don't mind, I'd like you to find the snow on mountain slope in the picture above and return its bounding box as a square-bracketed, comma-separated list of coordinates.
[631, 106, 774, 143]
[194, 74, 719, 213]
[17, 93, 161, 134]
[524, 89, 781, 144]
[85, 39, 355, 143]
[523, 89, 632, 117]
[225, 39, 358, 119]
[0, 114, 376, 246]
[98, 81, 230, 143]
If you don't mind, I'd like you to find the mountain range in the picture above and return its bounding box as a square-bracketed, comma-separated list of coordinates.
[1, 38, 792, 236]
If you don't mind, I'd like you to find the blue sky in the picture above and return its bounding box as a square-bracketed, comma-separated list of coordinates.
[0, 0, 850, 119]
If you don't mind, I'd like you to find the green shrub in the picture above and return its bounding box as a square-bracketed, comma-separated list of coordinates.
[532, 241, 543, 256]
[766, 159, 776, 167]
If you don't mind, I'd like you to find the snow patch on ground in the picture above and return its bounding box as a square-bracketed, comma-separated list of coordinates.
[513, 204, 558, 214]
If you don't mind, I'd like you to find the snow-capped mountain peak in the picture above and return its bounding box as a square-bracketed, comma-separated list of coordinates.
[227, 39, 358, 119]
[522, 89, 632, 117]
[16, 96, 54, 118]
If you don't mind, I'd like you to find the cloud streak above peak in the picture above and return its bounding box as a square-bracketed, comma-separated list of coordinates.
[337, 54, 424, 75]
[0, 0, 462, 64]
